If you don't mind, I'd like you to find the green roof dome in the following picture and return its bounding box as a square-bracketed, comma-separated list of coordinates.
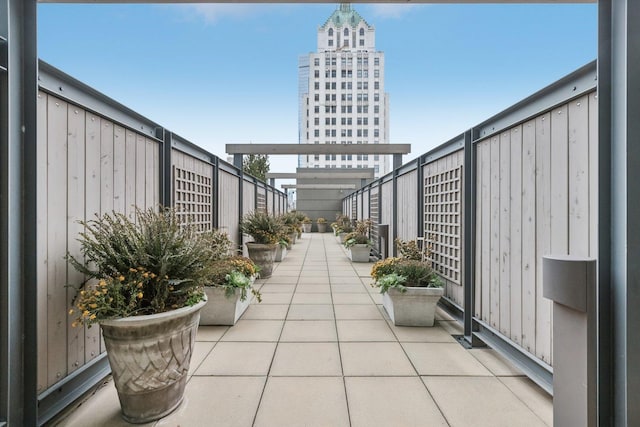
[322, 3, 370, 29]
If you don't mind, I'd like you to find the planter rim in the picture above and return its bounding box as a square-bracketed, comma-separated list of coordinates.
[100, 297, 206, 327]
[245, 242, 278, 248]
[387, 286, 444, 295]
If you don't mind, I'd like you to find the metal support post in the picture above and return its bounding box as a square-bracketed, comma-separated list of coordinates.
[233, 153, 243, 169]
[0, 0, 38, 425]
[462, 131, 477, 344]
[392, 153, 402, 170]
[160, 129, 172, 207]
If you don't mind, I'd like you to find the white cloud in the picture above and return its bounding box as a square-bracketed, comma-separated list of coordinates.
[177, 4, 269, 24]
[367, 4, 424, 20]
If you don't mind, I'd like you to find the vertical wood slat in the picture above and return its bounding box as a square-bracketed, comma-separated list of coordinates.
[145, 138, 155, 209]
[521, 119, 537, 354]
[100, 121, 114, 216]
[125, 130, 137, 219]
[568, 96, 590, 257]
[489, 136, 500, 329]
[588, 93, 599, 257]
[535, 113, 552, 364]
[474, 143, 482, 318]
[36, 92, 48, 393]
[46, 96, 68, 387]
[499, 131, 511, 337]
[551, 105, 569, 256]
[480, 141, 491, 323]
[509, 126, 523, 345]
[84, 113, 101, 363]
[66, 104, 86, 375]
[135, 134, 146, 213]
[113, 126, 125, 214]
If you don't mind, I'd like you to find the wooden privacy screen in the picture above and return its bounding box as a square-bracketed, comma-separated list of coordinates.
[474, 92, 598, 366]
[36, 91, 160, 393]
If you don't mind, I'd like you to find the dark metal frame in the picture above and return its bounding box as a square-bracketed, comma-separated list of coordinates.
[4, 1, 640, 425]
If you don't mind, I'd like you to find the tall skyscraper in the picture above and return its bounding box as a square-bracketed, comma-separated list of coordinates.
[298, 3, 390, 177]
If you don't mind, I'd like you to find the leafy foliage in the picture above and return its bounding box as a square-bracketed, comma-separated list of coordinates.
[206, 256, 261, 302]
[68, 208, 210, 325]
[343, 218, 373, 248]
[242, 154, 270, 182]
[370, 257, 442, 293]
[395, 238, 424, 261]
[240, 210, 284, 244]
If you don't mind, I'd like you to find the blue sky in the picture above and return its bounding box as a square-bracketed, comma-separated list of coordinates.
[37, 3, 597, 173]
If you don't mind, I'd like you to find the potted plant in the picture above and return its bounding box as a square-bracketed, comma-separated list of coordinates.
[291, 210, 307, 238]
[274, 234, 290, 262]
[344, 219, 373, 262]
[332, 214, 353, 243]
[280, 212, 300, 246]
[302, 216, 312, 233]
[200, 255, 261, 325]
[67, 208, 211, 423]
[316, 217, 328, 233]
[370, 256, 444, 327]
[240, 210, 283, 278]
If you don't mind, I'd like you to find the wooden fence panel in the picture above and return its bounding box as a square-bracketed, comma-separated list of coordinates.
[36, 91, 162, 394]
[218, 170, 241, 249]
[396, 170, 417, 241]
[473, 90, 597, 367]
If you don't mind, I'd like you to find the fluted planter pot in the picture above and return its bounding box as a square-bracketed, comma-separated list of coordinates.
[382, 287, 444, 326]
[347, 244, 370, 262]
[338, 232, 347, 244]
[246, 242, 277, 278]
[100, 299, 206, 424]
[275, 245, 287, 262]
[316, 223, 327, 233]
[200, 283, 254, 326]
[302, 223, 312, 233]
[289, 232, 297, 245]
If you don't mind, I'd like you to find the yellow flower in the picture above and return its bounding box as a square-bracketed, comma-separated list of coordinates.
[137, 266, 144, 271]
[89, 314, 96, 320]
[94, 291, 101, 297]
[82, 310, 90, 318]
[68, 309, 74, 315]
[99, 280, 107, 287]
[71, 322, 78, 328]
[150, 273, 156, 279]
[102, 289, 107, 294]
[142, 272, 149, 278]
[137, 282, 143, 288]
[137, 292, 143, 299]
[89, 303, 97, 309]
[118, 275, 125, 282]
[80, 290, 85, 296]
[129, 268, 137, 273]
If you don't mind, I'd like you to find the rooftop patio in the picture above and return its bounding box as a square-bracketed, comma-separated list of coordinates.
[53, 233, 551, 427]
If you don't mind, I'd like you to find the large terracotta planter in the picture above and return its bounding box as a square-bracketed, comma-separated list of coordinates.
[382, 287, 444, 326]
[348, 244, 370, 262]
[246, 242, 277, 278]
[316, 223, 327, 233]
[100, 299, 206, 423]
[200, 285, 254, 326]
[275, 245, 287, 262]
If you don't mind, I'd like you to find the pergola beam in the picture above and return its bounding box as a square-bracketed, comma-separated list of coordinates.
[226, 143, 410, 155]
[281, 184, 356, 190]
[266, 171, 374, 180]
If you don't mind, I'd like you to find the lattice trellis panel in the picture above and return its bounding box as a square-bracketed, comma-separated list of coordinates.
[424, 165, 462, 284]
[369, 188, 379, 250]
[257, 188, 267, 213]
[173, 166, 213, 232]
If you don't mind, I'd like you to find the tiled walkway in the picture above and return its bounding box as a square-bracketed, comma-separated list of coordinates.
[56, 233, 552, 427]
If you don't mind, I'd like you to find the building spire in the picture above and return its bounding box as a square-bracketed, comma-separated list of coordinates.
[339, 3, 351, 13]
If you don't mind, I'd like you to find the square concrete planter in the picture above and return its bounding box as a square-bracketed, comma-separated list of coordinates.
[382, 287, 444, 326]
[275, 245, 287, 262]
[200, 285, 254, 326]
[347, 244, 370, 262]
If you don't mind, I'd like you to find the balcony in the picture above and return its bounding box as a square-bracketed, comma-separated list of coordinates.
[54, 233, 551, 427]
